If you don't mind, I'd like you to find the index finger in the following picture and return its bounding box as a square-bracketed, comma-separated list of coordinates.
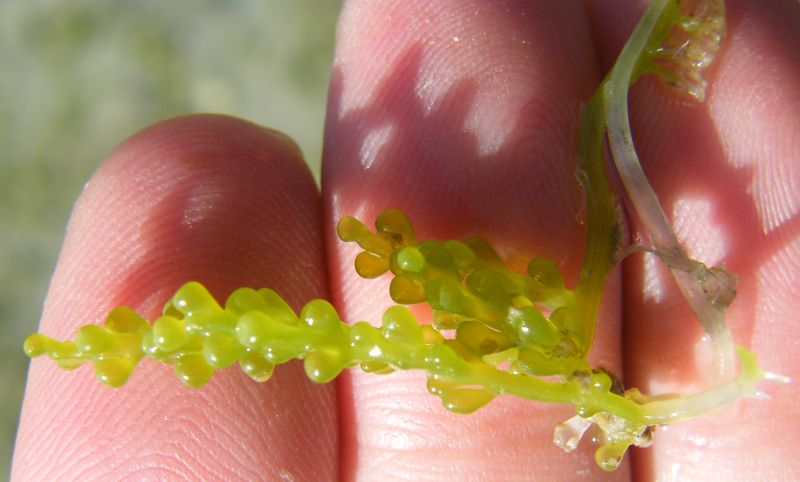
[13, 115, 337, 481]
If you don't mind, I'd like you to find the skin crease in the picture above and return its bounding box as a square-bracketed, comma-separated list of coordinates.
[12, 1, 799, 481]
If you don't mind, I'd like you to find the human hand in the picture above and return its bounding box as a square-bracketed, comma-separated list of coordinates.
[13, 1, 799, 480]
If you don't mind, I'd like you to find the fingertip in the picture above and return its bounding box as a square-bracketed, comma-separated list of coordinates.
[14, 114, 336, 480]
[55, 113, 320, 320]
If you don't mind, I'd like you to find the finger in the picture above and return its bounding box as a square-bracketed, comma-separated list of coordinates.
[587, 1, 800, 479]
[323, 1, 627, 480]
[13, 114, 337, 481]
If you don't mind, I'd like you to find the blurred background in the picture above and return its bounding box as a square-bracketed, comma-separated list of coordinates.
[0, 0, 341, 475]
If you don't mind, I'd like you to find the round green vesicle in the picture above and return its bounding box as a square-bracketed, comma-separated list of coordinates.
[75, 324, 114, 356]
[174, 352, 215, 388]
[257, 288, 298, 325]
[395, 246, 425, 273]
[94, 357, 136, 388]
[304, 345, 348, 383]
[301, 299, 341, 332]
[152, 315, 189, 352]
[203, 332, 242, 368]
[104, 306, 150, 334]
[172, 281, 219, 316]
[239, 351, 274, 382]
[23, 333, 53, 358]
[235, 311, 272, 348]
[381, 305, 423, 348]
[225, 287, 268, 316]
[441, 387, 495, 414]
[507, 306, 559, 348]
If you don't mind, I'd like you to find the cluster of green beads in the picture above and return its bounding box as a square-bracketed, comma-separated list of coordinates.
[25, 208, 768, 471]
[25, 210, 592, 405]
[22, 209, 661, 464]
[337, 209, 589, 377]
[24, 306, 150, 387]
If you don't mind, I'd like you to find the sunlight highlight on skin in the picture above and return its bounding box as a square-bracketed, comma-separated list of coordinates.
[180, 184, 224, 227]
[672, 197, 728, 266]
[359, 123, 396, 170]
[708, 3, 800, 235]
[641, 251, 666, 304]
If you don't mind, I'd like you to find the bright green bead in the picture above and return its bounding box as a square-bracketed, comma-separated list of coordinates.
[239, 351, 274, 382]
[426, 375, 452, 396]
[257, 288, 298, 324]
[172, 281, 219, 316]
[508, 306, 559, 347]
[235, 311, 271, 348]
[225, 287, 267, 315]
[203, 332, 242, 368]
[423, 343, 469, 377]
[263, 346, 297, 364]
[591, 371, 613, 392]
[104, 306, 150, 334]
[238, 311, 304, 363]
[51, 341, 82, 370]
[175, 352, 215, 388]
[348, 321, 383, 354]
[94, 357, 136, 387]
[140, 330, 167, 359]
[23, 333, 53, 358]
[304, 345, 347, 383]
[152, 316, 189, 352]
[300, 299, 341, 332]
[75, 324, 113, 356]
[440, 387, 495, 414]
[381, 305, 423, 347]
[395, 247, 425, 273]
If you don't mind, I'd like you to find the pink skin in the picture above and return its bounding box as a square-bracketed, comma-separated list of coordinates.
[13, 1, 799, 480]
